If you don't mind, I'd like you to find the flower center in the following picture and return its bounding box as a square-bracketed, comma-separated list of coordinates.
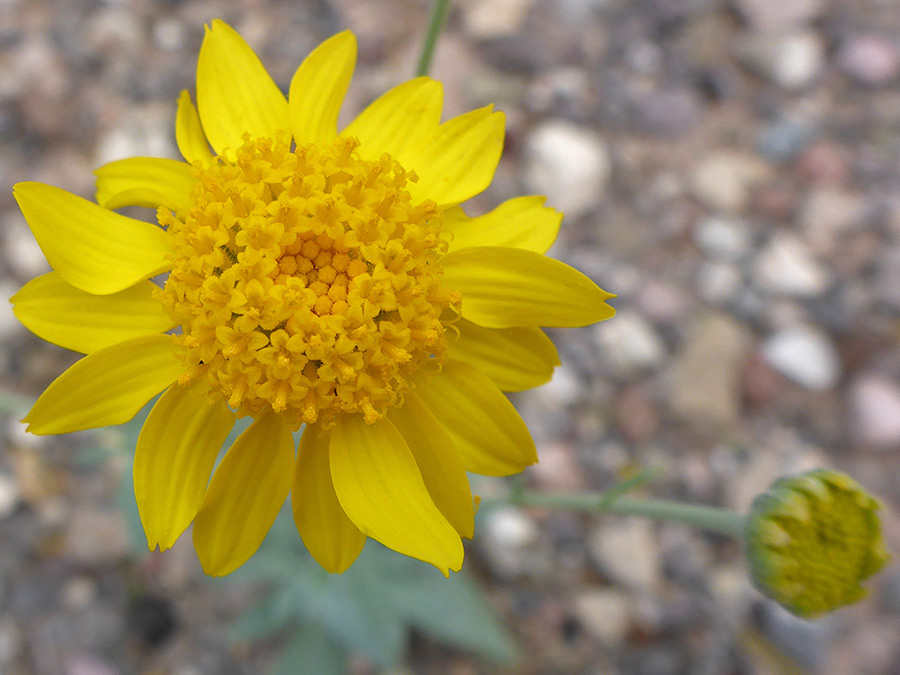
[158, 135, 458, 427]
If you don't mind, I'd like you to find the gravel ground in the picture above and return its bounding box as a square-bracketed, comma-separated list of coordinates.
[2, 0, 900, 673]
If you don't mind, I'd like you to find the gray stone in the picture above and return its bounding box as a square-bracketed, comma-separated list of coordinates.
[0, 618, 21, 666]
[587, 519, 662, 592]
[152, 18, 188, 52]
[635, 280, 692, 325]
[0, 281, 22, 340]
[539, 362, 585, 406]
[524, 120, 611, 219]
[696, 261, 742, 304]
[479, 508, 547, 579]
[694, 216, 754, 261]
[461, 0, 534, 38]
[527, 67, 591, 115]
[0, 473, 20, 519]
[762, 325, 841, 390]
[874, 246, 900, 309]
[666, 314, 753, 427]
[738, 30, 825, 91]
[595, 311, 667, 377]
[573, 588, 633, 644]
[849, 374, 900, 448]
[2, 214, 51, 279]
[94, 106, 177, 166]
[632, 87, 700, 137]
[755, 602, 829, 672]
[800, 188, 867, 254]
[752, 233, 830, 297]
[689, 151, 771, 213]
[878, 567, 900, 615]
[837, 35, 900, 87]
[756, 119, 815, 163]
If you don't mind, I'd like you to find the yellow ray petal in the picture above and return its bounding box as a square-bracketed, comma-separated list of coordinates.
[289, 31, 356, 145]
[23, 334, 183, 435]
[11, 272, 174, 354]
[13, 182, 171, 295]
[442, 246, 616, 328]
[196, 19, 289, 154]
[292, 422, 365, 573]
[94, 157, 195, 212]
[449, 320, 560, 392]
[176, 90, 214, 164]
[388, 394, 475, 538]
[342, 76, 443, 159]
[330, 415, 463, 575]
[444, 196, 562, 254]
[415, 360, 537, 476]
[134, 383, 234, 551]
[398, 106, 505, 207]
[193, 412, 295, 576]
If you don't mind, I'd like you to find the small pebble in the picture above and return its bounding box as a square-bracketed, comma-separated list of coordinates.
[762, 325, 841, 391]
[837, 35, 900, 87]
[524, 120, 611, 219]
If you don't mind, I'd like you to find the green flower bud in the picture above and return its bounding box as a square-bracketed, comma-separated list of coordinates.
[745, 469, 891, 619]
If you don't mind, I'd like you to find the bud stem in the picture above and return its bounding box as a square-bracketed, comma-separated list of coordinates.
[501, 490, 747, 539]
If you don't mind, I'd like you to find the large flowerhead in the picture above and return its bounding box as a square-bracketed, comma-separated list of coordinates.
[12, 20, 615, 576]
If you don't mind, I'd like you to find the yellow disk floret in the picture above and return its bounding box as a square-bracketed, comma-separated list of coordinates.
[158, 135, 458, 428]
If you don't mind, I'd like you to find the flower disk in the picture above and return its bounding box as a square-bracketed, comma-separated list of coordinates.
[158, 134, 457, 428]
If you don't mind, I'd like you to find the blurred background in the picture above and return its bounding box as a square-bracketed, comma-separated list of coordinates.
[1, 0, 900, 673]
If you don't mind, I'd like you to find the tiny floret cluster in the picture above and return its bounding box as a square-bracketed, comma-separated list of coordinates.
[160, 135, 456, 427]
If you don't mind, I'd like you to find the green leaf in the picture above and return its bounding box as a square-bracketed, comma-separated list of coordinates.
[226, 514, 515, 669]
[230, 585, 303, 641]
[116, 457, 150, 556]
[366, 545, 517, 664]
[274, 623, 347, 675]
[114, 396, 161, 556]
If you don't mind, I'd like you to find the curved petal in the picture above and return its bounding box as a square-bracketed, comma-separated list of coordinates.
[388, 394, 474, 538]
[330, 415, 463, 575]
[289, 31, 356, 145]
[196, 19, 289, 154]
[193, 412, 295, 576]
[134, 383, 234, 551]
[442, 246, 616, 328]
[397, 106, 505, 208]
[13, 182, 171, 295]
[444, 196, 561, 254]
[23, 334, 183, 435]
[176, 90, 214, 164]
[11, 272, 174, 354]
[292, 422, 365, 573]
[415, 360, 537, 476]
[94, 157, 195, 212]
[449, 320, 559, 392]
[341, 76, 443, 160]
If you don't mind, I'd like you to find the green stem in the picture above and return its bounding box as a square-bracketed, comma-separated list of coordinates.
[503, 491, 747, 539]
[416, 0, 453, 77]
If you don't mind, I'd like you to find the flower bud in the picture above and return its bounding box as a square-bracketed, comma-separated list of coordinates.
[745, 469, 890, 618]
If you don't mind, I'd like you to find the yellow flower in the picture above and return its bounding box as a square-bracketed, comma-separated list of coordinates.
[12, 20, 615, 576]
[745, 470, 891, 618]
